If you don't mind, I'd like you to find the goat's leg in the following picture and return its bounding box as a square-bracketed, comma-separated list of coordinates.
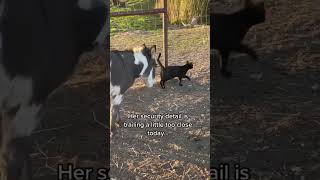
[110, 94, 123, 137]
[110, 105, 116, 137]
[112, 105, 121, 127]
[110, 104, 121, 137]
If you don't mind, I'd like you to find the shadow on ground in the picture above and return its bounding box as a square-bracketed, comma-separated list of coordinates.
[211, 0, 320, 179]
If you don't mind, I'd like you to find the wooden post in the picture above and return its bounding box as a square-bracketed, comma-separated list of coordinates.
[162, 0, 169, 67]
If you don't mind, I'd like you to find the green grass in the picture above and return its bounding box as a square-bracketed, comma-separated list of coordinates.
[110, 0, 209, 35]
[111, 0, 162, 35]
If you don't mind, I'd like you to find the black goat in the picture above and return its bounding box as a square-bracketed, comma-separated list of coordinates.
[211, 0, 265, 77]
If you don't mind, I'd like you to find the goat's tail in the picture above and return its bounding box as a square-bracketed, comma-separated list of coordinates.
[156, 53, 165, 70]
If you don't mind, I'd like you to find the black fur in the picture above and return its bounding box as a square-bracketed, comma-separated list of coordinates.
[211, 0, 265, 77]
[157, 53, 193, 89]
[2, 0, 108, 104]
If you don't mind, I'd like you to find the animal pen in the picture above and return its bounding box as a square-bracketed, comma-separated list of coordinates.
[110, 0, 211, 179]
[111, 0, 169, 66]
[110, 0, 210, 66]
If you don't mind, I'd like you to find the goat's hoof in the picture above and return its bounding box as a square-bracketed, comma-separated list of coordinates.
[179, 84, 183, 86]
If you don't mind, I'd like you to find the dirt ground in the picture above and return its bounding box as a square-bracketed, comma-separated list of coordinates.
[30, 51, 109, 180]
[211, 0, 320, 179]
[27, 0, 320, 178]
[110, 27, 210, 179]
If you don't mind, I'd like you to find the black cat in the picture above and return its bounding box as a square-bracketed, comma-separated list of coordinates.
[156, 53, 193, 89]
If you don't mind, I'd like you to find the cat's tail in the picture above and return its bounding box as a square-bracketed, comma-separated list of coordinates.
[156, 53, 165, 70]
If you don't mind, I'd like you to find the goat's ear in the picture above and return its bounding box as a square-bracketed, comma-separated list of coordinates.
[150, 45, 156, 54]
[142, 43, 146, 48]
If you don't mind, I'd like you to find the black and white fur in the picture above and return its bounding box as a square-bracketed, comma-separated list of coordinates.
[157, 55, 193, 89]
[211, 0, 265, 77]
[110, 44, 157, 136]
[0, 0, 108, 179]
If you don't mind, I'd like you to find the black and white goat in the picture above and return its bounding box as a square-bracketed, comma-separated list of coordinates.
[110, 44, 158, 136]
[0, 0, 108, 179]
[211, 0, 265, 77]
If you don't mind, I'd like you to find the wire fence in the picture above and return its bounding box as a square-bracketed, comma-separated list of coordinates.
[111, 0, 210, 34]
[110, 0, 210, 66]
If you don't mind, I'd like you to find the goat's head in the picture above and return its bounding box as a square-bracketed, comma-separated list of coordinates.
[133, 44, 157, 87]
